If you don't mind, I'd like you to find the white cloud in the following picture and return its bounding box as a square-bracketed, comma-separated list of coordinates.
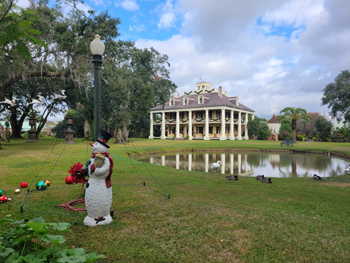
[15, 0, 31, 8]
[157, 0, 179, 29]
[129, 24, 145, 32]
[158, 12, 176, 29]
[135, 0, 350, 119]
[116, 0, 139, 11]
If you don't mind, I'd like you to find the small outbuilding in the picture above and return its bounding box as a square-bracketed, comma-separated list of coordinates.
[267, 114, 281, 139]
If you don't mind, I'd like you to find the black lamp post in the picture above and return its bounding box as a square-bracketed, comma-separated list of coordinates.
[90, 34, 105, 139]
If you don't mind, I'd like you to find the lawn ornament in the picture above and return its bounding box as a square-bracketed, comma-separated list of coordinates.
[227, 175, 238, 180]
[0, 189, 2, 196]
[20, 182, 28, 188]
[313, 174, 322, 180]
[0, 196, 11, 203]
[15, 189, 20, 194]
[36, 181, 47, 191]
[256, 175, 265, 181]
[84, 129, 114, 227]
[51, 90, 67, 101]
[0, 96, 16, 106]
[28, 95, 44, 106]
[65, 176, 73, 184]
[261, 178, 272, 183]
[45, 180, 50, 187]
[345, 164, 350, 173]
[210, 160, 221, 172]
[68, 163, 88, 184]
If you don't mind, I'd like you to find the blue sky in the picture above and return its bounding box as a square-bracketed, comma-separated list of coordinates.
[17, 0, 350, 121]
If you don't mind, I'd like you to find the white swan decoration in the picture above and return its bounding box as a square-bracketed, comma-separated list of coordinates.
[51, 90, 67, 101]
[210, 160, 222, 172]
[28, 95, 44, 106]
[0, 96, 16, 106]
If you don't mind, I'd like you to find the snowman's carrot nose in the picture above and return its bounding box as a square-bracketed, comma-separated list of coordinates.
[90, 142, 94, 147]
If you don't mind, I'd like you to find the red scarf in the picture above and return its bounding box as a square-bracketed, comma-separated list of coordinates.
[91, 152, 114, 188]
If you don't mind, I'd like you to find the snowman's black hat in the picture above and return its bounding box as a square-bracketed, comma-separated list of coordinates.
[95, 129, 112, 148]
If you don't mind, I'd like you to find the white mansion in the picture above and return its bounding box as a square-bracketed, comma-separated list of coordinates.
[149, 81, 255, 140]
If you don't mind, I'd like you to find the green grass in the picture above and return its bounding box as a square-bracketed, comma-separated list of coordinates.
[1, 138, 350, 262]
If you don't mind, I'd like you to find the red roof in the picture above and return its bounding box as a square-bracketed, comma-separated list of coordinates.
[267, 114, 279, 124]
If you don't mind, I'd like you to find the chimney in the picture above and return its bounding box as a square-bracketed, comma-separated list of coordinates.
[236, 97, 239, 106]
[218, 86, 222, 97]
[174, 91, 179, 98]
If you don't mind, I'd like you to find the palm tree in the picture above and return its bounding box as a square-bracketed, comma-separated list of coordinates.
[280, 107, 307, 142]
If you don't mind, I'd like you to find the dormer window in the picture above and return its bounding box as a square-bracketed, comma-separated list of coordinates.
[198, 95, 204, 104]
[183, 97, 189, 106]
[170, 98, 175, 106]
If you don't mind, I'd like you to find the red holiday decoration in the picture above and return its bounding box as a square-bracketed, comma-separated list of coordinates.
[65, 176, 73, 184]
[45, 180, 51, 187]
[67, 162, 88, 184]
[0, 196, 11, 203]
[20, 182, 28, 188]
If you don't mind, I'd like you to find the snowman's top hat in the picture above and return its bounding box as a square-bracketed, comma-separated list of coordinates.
[95, 129, 112, 148]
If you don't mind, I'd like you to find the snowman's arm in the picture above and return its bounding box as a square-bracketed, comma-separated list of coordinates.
[94, 158, 110, 177]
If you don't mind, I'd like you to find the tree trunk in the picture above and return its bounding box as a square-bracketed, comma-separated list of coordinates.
[84, 117, 90, 138]
[9, 107, 24, 139]
[292, 119, 297, 142]
[114, 128, 122, 144]
[35, 104, 55, 139]
[122, 122, 128, 142]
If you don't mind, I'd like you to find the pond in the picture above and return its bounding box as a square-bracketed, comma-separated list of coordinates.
[141, 152, 349, 178]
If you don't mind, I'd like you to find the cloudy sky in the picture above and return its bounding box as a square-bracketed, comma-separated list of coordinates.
[18, 0, 350, 120]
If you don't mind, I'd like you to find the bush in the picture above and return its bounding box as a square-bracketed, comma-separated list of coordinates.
[0, 217, 104, 262]
[22, 132, 28, 139]
[314, 117, 332, 141]
[257, 123, 271, 140]
[279, 119, 292, 138]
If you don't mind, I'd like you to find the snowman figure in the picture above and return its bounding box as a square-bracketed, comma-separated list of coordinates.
[83, 130, 114, 226]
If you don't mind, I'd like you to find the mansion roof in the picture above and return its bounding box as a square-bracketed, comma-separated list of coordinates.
[151, 93, 254, 112]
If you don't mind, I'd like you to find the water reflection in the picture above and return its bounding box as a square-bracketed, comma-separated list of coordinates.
[144, 152, 349, 178]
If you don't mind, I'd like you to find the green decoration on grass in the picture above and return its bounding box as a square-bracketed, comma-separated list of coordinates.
[36, 181, 47, 191]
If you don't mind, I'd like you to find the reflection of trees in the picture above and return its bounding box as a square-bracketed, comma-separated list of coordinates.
[298, 154, 331, 171]
[247, 153, 260, 167]
[279, 155, 293, 167]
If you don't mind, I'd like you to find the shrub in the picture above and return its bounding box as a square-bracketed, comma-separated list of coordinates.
[314, 117, 332, 141]
[0, 217, 104, 262]
[258, 123, 271, 140]
[22, 132, 28, 139]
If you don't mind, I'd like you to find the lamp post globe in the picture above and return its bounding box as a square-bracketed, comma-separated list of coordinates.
[90, 34, 105, 140]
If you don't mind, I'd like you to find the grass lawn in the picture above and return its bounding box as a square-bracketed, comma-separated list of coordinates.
[1, 138, 350, 262]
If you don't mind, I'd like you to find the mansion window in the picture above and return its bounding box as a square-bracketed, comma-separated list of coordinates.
[234, 113, 238, 119]
[180, 112, 185, 119]
[180, 127, 184, 134]
[183, 97, 188, 105]
[216, 126, 220, 134]
[197, 126, 203, 134]
[216, 110, 220, 118]
[209, 126, 213, 134]
[170, 112, 176, 119]
[198, 95, 204, 104]
[170, 127, 175, 134]
[196, 111, 203, 118]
